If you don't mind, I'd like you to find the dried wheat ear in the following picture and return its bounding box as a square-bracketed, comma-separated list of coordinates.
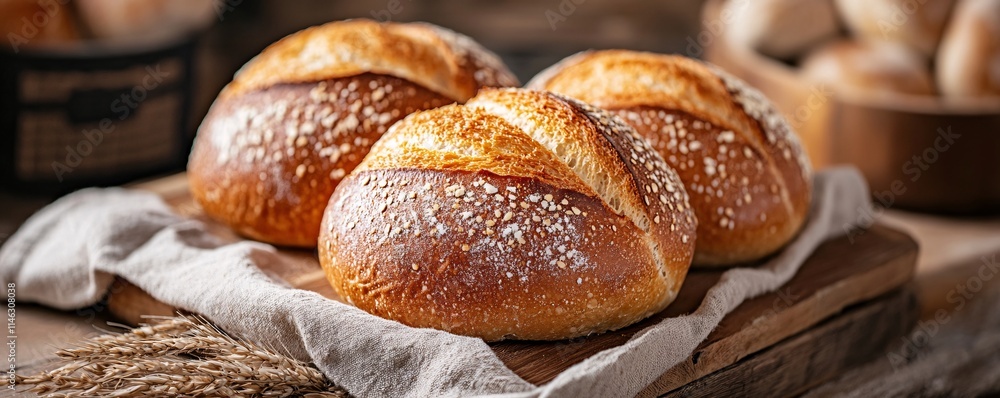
[17, 315, 350, 397]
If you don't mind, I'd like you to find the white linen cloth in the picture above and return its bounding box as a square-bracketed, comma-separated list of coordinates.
[0, 168, 870, 397]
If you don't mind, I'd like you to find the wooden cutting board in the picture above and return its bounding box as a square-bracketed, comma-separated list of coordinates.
[110, 173, 919, 395]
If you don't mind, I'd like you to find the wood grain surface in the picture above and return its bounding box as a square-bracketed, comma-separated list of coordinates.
[493, 216, 918, 389]
[660, 286, 918, 398]
[110, 173, 919, 395]
[805, 284, 1000, 398]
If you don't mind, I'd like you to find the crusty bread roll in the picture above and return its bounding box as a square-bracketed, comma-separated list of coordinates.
[318, 88, 697, 341]
[189, 20, 518, 247]
[800, 39, 936, 97]
[528, 50, 812, 267]
[724, 0, 841, 59]
[835, 0, 956, 57]
[936, 0, 1000, 98]
[0, 0, 79, 48]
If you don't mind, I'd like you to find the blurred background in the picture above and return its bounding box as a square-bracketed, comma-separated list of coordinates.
[175, 0, 707, 162]
[0, 0, 701, 187]
[0, 0, 705, 235]
[1, 0, 998, 231]
[3, 2, 1000, 394]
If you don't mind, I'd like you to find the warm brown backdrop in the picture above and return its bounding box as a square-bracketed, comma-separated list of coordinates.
[193, 0, 706, 131]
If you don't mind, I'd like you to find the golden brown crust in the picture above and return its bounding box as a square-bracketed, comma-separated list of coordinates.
[467, 89, 679, 233]
[319, 89, 696, 341]
[358, 104, 593, 195]
[189, 20, 517, 247]
[190, 74, 453, 247]
[223, 19, 518, 101]
[528, 50, 812, 266]
[614, 107, 804, 265]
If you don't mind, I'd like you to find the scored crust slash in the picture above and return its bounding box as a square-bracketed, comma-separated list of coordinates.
[188, 19, 812, 341]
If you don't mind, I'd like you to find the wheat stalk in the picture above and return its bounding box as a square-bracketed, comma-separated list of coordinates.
[17, 316, 349, 397]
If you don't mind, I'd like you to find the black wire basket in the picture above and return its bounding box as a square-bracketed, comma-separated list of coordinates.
[0, 36, 198, 194]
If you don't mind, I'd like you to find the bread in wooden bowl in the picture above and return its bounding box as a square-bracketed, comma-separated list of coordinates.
[723, 0, 841, 60]
[800, 39, 937, 98]
[188, 19, 518, 247]
[528, 50, 813, 267]
[936, 0, 1000, 99]
[703, 0, 1000, 213]
[318, 88, 697, 341]
[835, 0, 957, 57]
[74, 0, 216, 42]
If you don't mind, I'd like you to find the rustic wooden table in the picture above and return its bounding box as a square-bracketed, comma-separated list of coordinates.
[807, 212, 1000, 396]
[3, 189, 1000, 396]
[8, 1, 995, 395]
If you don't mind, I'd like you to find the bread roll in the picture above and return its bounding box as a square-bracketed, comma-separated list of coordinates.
[800, 39, 936, 97]
[318, 88, 696, 341]
[189, 20, 518, 247]
[528, 51, 812, 267]
[723, 0, 841, 59]
[936, 0, 1000, 98]
[835, 0, 956, 56]
[0, 0, 79, 48]
[74, 0, 216, 42]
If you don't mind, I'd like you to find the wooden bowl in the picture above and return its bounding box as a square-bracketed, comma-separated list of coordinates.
[701, 0, 1000, 214]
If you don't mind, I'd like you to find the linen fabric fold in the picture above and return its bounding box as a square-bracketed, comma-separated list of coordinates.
[0, 167, 870, 398]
